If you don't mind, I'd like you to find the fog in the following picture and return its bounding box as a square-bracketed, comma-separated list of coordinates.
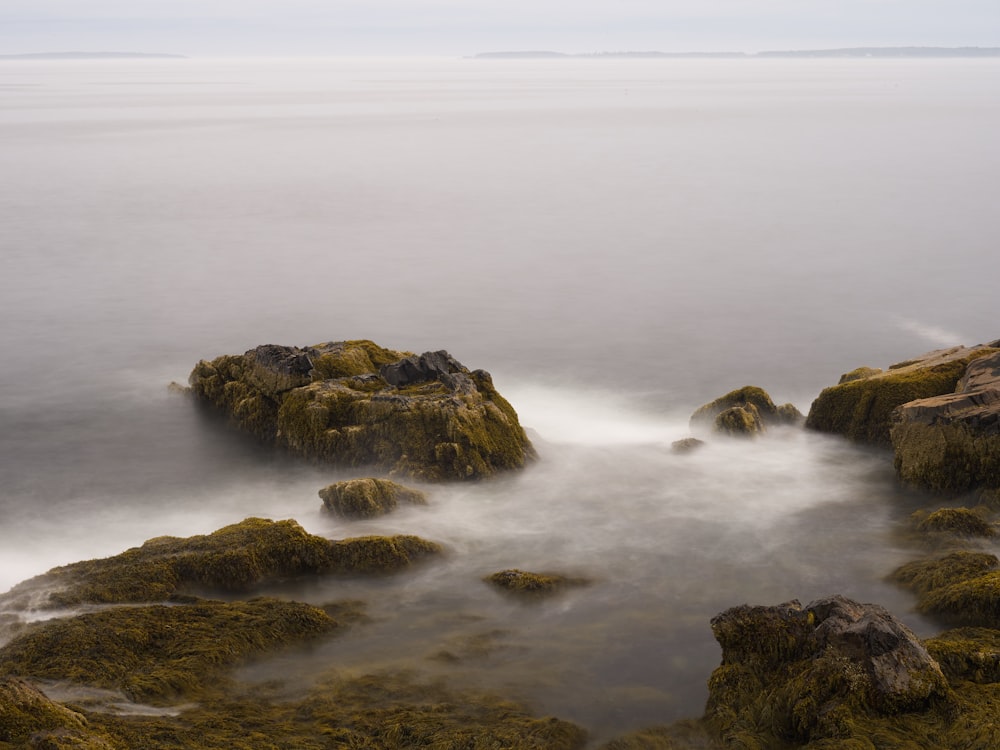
[1, 57, 998, 742]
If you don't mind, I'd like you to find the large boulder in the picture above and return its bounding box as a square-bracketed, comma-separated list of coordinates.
[705, 595, 951, 746]
[891, 349, 1000, 492]
[189, 340, 535, 481]
[805, 344, 998, 446]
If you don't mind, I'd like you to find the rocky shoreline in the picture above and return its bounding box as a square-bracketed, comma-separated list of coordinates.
[3, 339, 1000, 748]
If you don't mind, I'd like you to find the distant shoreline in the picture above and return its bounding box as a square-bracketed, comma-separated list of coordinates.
[474, 46, 1000, 60]
[0, 52, 186, 60]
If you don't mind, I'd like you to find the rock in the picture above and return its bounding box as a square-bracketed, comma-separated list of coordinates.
[776, 402, 805, 424]
[891, 350, 1000, 492]
[0, 676, 92, 745]
[705, 595, 951, 745]
[839, 366, 884, 384]
[924, 627, 1000, 683]
[319, 478, 427, 518]
[670, 437, 705, 453]
[484, 569, 591, 597]
[0, 599, 341, 702]
[0, 518, 442, 609]
[914, 508, 996, 537]
[805, 344, 998, 446]
[713, 404, 765, 436]
[891, 551, 1000, 627]
[189, 339, 535, 481]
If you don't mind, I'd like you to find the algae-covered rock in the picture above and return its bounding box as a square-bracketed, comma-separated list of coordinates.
[690, 386, 778, 430]
[0, 676, 92, 745]
[915, 507, 996, 538]
[839, 366, 884, 384]
[713, 404, 765, 436]
[0, 598, 340, 702]
[806, 345, 998, 446]
[318, 477, 427, 518]
[671, 437, 705, 454]
[189, 340, 535, 481]
[0, 518, 442, 609]
[484, 569, 591, 597]
[891, 551, 1000, 628]
[891, 350, 1000, 493]
[705, 595, 951, 746]
[924, 627, 1000, 683]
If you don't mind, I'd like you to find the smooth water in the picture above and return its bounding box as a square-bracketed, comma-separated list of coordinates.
[1, 56, 999, 743]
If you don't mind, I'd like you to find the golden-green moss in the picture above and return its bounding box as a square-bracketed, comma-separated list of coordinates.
[484, 569, 591, 597]
[327, 535, 443, 574]
[714, 404, 764, 437]
[892, 420, 1000, 493]
[0, 519, 443, 609]
[838, 367, 883, 384]
[924, 628, 1000, 683]
[319, 477, 428, 518]
[914, 508, 996, 538]
[0, 677, 89, 745]
[309, 340, 410, 380]
[890, 551, 998, 596]
[805, 348, 997, 446]
[0, 598, 340, 703]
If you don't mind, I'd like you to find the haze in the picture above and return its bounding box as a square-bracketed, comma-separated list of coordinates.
[2, 0, 998, 57]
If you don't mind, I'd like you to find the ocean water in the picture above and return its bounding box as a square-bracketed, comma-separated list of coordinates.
[1, 56, 999, 743]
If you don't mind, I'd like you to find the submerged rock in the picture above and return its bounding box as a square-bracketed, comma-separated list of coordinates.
[484, 569, 591, 598]
[319, 477, 427, 519]
[189, 339, 535, 481]
[914, 507, 996, 538]
[705, 595, 951, 746]
[805, 344, 999, 446]
[671, 437, 705, 453]
[891, 349, 1000, 492]
[0, 518, 442, 609]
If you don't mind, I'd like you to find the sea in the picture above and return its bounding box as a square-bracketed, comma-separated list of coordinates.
[1, 56, 998, 744]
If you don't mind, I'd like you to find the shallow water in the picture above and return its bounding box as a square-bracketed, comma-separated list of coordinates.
[1, 56, 999, 743]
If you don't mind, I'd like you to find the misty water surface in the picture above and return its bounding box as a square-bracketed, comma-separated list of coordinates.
[1, 57, 999, 743]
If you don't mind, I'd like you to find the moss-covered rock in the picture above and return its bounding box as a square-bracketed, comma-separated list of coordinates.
[189, 341, 535, 481]
[891, 350, 1000, 493]
[891, 552, 1000, 628]
[671, 437, 705, 454]
[838, 366, 884, 384]
[318, 477, 427, 518]
[0, 677, 99, 747]
[0, 518, 442, 609]
[914, 508, 996, 538]
[704, 596, 952, 747]
[484, 569, 591, 597]
[690, 386, 778, 430]
[713, 404, 765, 436]
[805, 345, 998, 446]
[924, 627, 1000, 683]
[0, 598, 341, 703]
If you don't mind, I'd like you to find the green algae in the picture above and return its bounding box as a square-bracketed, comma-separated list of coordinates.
[0, 598, 341, 703]
[805, 348, 997, 446]
[483, 569, 591, 598]
[318, 478, 428, 519]
[308, 340, 410, 380]
[924, 627, 1000, 683]
[891, 552, 1000, 627]
[914, 507, 996, 538]
[0, 677, 93, 746]
[890, 551, 999, 596]
[0, 518, 443, 609]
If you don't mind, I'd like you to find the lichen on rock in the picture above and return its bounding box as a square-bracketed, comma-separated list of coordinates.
[189, 340, 535, 481]
[318, 477, 427, 519]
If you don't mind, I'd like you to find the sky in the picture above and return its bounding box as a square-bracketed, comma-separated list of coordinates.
[1, 0, 998, 57]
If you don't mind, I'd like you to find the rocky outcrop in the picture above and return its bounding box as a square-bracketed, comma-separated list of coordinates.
[805, 344, 998, 446]
[891, 350, 1000, 492]
[0, 518, 443, 609]
[690, 386, 801, 437]
[189, 340, 535, 481]
[705, 595, 951, 746]
[319, 478, 427, 518]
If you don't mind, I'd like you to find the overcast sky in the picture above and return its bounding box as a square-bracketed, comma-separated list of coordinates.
[2, 0, 998, 57]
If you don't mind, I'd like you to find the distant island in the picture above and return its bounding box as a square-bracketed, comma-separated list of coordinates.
[0, 52, 186, 60]
[474, 46, 1000, 60]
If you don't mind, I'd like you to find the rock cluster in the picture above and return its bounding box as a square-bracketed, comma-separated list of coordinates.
[687, 385, 803, 438]
[189, 340, 535, 481]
